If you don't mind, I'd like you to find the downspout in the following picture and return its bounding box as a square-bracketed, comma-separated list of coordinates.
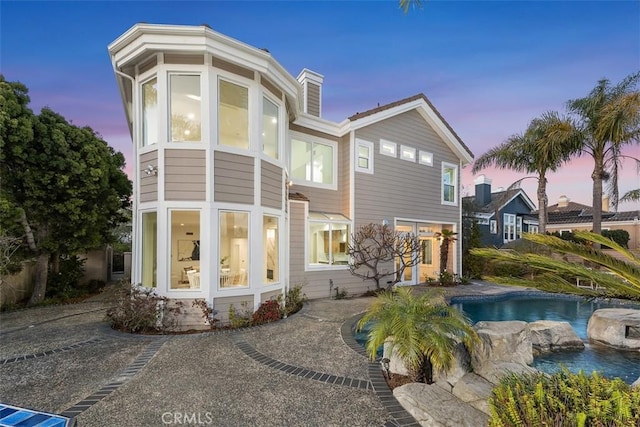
[112, 68, 135, 135]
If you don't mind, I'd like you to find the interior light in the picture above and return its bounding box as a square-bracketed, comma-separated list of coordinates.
[271, 118, 277, 124]
[187, 113, 195, 120]
[184, 130, 191, 135]
[186, 94, 201, 101]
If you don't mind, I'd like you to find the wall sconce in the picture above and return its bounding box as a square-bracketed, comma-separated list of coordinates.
[144, 164, 158, 176]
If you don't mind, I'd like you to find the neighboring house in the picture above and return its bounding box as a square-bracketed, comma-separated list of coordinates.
[463, 175, 538, 247]
[545, 195, 640, 251]
[108, 23, 473, 323]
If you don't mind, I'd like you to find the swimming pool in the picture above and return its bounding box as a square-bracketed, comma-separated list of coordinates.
[451, 292, 640, 384]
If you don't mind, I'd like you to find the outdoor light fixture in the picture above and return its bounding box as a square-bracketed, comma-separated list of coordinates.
[144, 164, 158, 176]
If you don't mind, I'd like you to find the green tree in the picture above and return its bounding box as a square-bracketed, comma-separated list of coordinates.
[461, 198, 483, 279]
[472, 231, 640, 300]
[472, 111, 579, 234]
[0, 76, 132, 304]
[357, 287, 477, 383]
[567, 72, 640, 235]
[435, 229, 457, 274]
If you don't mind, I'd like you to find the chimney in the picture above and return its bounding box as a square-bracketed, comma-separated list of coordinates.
[297, 68, 324, 117]
[474, 175, 492, 207]
[602, 195, 610, 212]
[558, 195, 570, 208]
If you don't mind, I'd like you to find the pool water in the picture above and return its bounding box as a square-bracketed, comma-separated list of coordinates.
[452, 293, 640, 384]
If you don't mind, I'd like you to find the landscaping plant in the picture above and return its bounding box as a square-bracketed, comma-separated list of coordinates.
[488, 368, 640, 427]
[356, 287, 477, 383]
[251, 299, 282, 325]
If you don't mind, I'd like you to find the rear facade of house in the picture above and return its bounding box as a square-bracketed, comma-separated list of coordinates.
[109, 24, 473, 325]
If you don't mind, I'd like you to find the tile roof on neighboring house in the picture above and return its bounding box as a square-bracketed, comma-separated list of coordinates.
[348, 93, 473, 159]
[545, 209, 640, 225]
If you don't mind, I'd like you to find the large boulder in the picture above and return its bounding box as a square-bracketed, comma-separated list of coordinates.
[587, 309, 640, 350]
[451, 373, 494, 415]
[473, 321, 533, 368]
[393, 382, 489, 427]
[475, 361, 537, 385]
[528, 320, 585, 355]
[383, 340, 410, 377]
[433, 341, 472, 390]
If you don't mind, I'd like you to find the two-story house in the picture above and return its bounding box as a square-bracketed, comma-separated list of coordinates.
[463, 175, 538, 247]
[108, 23, 474, 325]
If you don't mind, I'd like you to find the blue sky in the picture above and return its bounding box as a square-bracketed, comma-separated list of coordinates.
[2, 0, 639, 209]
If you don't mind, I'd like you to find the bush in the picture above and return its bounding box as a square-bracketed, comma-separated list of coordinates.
[228, 302, 252, 328]
[485, 260, 529, 277]
[489, 368, 640, 427]
[602, 229, 630, 248]
[46, 255, 86, 300]
[105, 281, 182, 333]
[281, 283, 307, 316]
[251, 299, 282, 325]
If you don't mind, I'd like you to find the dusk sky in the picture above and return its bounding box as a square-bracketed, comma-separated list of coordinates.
[2, 0, 639, 210]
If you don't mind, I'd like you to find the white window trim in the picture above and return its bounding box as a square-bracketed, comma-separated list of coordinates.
[490, 220, 497, 234]
[503, 213, 516, 243]
[217, 76, 252, 154]
[306, 215, 351, 271]
[168, 72, 203, 144]
[380, 139, 397, 158]
[218, 209, 251, 291]
[400, 145, 416, 162]
[516, 216, 523, 239]
[261, 92, 283, 163]
[419, 150, 433, 166]
[289, 130, 338, 190]
[441, 162, 458, 206]
[168, 209, 202, 292]
[140, 75, 158, 148]
[355, 138, 374, 174]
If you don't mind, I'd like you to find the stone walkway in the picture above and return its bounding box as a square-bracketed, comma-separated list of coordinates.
[0, 281, 523, 426]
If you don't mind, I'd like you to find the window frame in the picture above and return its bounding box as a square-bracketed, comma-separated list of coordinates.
[503, 213, 516, 243]
[261, 93, 282, 161]
[168, 73, 202, 143]
[262, 214, 280, 285]
[218, 76, 251, 152]
[306, 213, 351, 271]
[380, 139, 397, 158]
[140, 76, 158, 147]
[400, 145, 416, 162]
[490, 220, 497, 234]
[218, 210, 251, 290]
[355, 138, 374, 174]
[168, 209, 202, 291]
[289, 131, 338, 190]
[441, 162, 459, 206]
[419, 150, 434, 166]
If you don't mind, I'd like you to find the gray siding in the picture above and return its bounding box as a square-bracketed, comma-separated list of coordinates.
[165, 149, 206, 201]
[212, 57, 255, 80]
[288, 201, 371, 300]
[260, 75, 283, 100]
[214, 151, 254, 204]
[213, 295, 254, 323]
[307, 82, 320, 117]
[140, 151, 158, 202]
[288, 124, 344, 214]
[261, 289, 282, 303]
[163, 53, 205, 65]
[340, 134, 351, 219]
[261, 160, 283, 209]
[354, 109, 460, 226]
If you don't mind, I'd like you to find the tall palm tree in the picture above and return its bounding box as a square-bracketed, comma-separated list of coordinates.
[567, 72, 640, 235]
[435, 229, 457, 274]
[357, 287, 478, 383]
[472, 111, 579, 234]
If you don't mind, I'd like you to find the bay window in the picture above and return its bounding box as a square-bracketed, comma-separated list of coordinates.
[142, 78, 157, 146]
[263, 215, 279, 283]
[308, 212, 350, 267]
[169, 74, 201, 142]
[170, 210, 201, 290]
[219, 79, 249, 149]
[262, 97, 279, 159]
[141, 211, 157, 287]
[220, 211, 249, 288]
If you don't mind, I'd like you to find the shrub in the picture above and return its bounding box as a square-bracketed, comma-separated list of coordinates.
[251, 299, 282, 325]
[489, 368, 640, 427]
[192, 299, 219, 329]
[281, 283, 307, 316]
[46, 255, 86, 300]
[105, 281, 182, 333]
[438, 271, 454, 286]
[333, 286, 348, 299]
[228, 302, 252, 328]
[485, 260, 529, 277]
[602, 229, 630, 248]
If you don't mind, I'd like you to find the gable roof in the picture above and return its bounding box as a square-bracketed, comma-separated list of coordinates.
[345, 93, 474, 164]
[463, 189, 537, 217]
[546, 209, 638, 225]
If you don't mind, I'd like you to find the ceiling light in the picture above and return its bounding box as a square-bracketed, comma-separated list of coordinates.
[186, 94, 201, 101]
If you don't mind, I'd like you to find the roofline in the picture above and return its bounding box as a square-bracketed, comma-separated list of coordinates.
[343, 94, 474, 164]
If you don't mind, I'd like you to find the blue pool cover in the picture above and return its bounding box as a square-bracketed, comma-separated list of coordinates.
[0, 403, 75, 427]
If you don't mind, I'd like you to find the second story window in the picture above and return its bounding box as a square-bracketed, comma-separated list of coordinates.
[142, 77, 157, 146]
[262, 97, 279, 160]
[355, 139, 373, 174]
[169, 74, 201, 142]
[219, 79, 249, 150]
[290, 133, 336, 189]
[442, 162, 458, 205]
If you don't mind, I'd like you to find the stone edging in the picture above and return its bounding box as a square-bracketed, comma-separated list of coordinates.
[341, 314, 421, 427]
[0, 337, 108, 365]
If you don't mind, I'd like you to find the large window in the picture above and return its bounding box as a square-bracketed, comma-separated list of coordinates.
[504, 213, 516, 243]
[421, 239, 433, 265]
[262, 97, 279, 159]
[291, 137, 336, 188]
[142, 78, 157, 146]
[442, 162, 458, 205]
[263, 215, 279, 283]
[141, 212, 157, 287]
[308, 212, 350, 267]
[220, 211, 249, 288]
[169, 75, 201, 142]
[219, 79, 249, 150]
[170, 210, 201, 290]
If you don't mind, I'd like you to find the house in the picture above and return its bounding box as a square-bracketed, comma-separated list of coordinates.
[545, 195, 640, 250]
[463, 175, 538, 247]
[108, 23, 473, 324]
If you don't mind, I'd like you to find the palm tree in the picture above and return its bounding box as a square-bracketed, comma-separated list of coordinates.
[472, 111, 579, 234]
[435, 229, 457, 274]
[471, 231, 640, 300]
[567, 72, 640, 236]
[356, 287, 478, 383]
